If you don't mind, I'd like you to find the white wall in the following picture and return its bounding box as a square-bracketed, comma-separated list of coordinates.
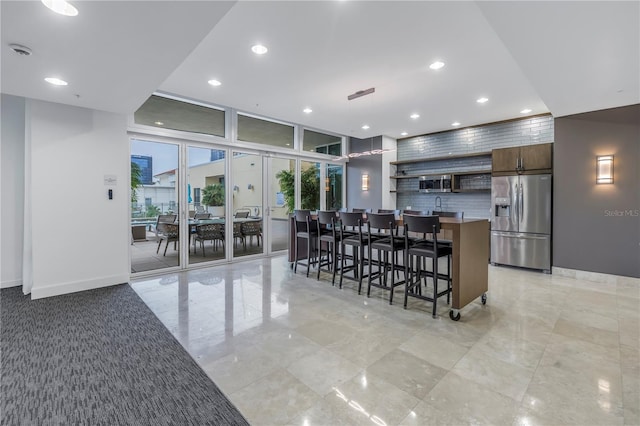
[1, 94, 26, 288]
[28, 100, 130, 299]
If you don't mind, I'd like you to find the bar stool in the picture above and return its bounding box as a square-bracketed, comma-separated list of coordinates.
[402, 209, 428, 216]
[338, 212, 379, 293]
[367, 213, 406, 304]
[316, 211, 341, 284]
[403, 215, 452, 318]
[293, 210, 318, 277]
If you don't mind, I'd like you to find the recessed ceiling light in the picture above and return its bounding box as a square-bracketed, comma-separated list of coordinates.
[208, 79, 221, 87]
[410, 113, 420, 119]
[154, 121, 164, 126]
[303, 107, 312, 114]
[476, 97, 489, 104]
[520, 108, 532, 114]
[400, 132, 408, 136]
[251, 44, 268, 55]
[45, 77, 68, 86]
[41, 0, 78, 16]
[362, 125, 370, 130]
[429, 61, 445, 70]
[452, 122, 461, 127]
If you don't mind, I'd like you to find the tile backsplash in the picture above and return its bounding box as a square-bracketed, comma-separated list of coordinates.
[396, 115, 554, 219]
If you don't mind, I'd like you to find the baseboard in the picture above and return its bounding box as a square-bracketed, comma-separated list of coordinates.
[552, 266, 640, 285]
[30, 274, 130, 299]
[1, 279, 23, 289]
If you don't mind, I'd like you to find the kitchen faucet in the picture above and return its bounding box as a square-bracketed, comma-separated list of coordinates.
[434, 196, 442, 211]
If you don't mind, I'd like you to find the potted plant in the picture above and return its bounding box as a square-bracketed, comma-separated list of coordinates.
[202, 183, 225, 216]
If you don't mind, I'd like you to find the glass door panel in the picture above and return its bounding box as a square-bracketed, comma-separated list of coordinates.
[326, 163, 343, 211]
[269, 158, 295, 252]
[232, 152, 264, 258]
[300, 160, 320, 211]
[130, 139, 180, 273]
[188, 146, 227, 265]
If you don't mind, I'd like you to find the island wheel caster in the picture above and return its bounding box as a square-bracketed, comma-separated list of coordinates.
[449, 309, 461, 321]
[481, 293, 487, 305]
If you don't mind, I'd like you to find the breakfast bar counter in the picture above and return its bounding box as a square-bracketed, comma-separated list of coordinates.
[289, 214, 489, 320]
[435, 217, 489, 320]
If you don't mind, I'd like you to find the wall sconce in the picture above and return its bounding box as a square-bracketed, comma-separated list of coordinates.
[247, 184, 254, 190]
[361, 173, 370, 191]
[596, 155, 614, 184]
[325, 177, 330, 192]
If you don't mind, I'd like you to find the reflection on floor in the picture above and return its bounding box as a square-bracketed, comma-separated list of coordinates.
[131, 256, 639, 426]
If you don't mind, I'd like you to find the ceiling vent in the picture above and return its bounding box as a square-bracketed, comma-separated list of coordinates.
[9, 44, 32, 56]
[348, 87, 375, 101]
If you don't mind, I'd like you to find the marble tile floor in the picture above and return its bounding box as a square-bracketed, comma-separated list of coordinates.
[130, 255, 640, 426]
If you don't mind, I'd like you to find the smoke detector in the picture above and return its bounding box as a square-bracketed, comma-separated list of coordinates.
[9, 44, 33, 56]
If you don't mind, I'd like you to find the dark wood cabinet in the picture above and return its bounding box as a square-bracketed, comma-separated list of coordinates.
[491, 147, 521, 173]
[492, 143, 552, 175]
[520, 143, 552, 172]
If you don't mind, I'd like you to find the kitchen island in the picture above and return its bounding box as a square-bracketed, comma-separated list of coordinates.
[289, 215, 489, 320]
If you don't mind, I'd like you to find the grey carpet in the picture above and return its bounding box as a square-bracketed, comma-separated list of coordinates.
[0, 285, 249, 426]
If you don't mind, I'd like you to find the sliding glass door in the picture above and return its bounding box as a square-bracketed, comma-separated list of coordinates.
[231, 151, 264, 259]
[130, 139, 180, 273]
[187, 146, 227, 265]
[268, 157, 296, 253]
[131, 138, 342, 274]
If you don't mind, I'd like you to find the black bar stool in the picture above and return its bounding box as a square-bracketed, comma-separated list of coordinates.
[403, 215, 452, 318]
[316, 211, 341, 284]
[293, 210, 318, 277]
[366, 213, 406, 304]
[338, 212, 378, 293]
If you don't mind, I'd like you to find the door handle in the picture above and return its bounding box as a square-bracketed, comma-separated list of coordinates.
[520, 183, 524, 222]
[514, 184, 520, 220]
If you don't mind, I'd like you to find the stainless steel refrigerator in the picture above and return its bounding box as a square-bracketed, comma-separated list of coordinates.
[491, 174, 551, 272]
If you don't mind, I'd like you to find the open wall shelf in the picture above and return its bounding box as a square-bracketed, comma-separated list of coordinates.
[389, 151, 493, 193]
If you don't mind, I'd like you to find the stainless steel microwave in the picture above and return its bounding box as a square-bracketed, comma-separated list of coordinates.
[419, 175, 452, 193]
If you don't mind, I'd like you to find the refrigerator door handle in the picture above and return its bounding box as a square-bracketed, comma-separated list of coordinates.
[520, 183, 524, 222]
[514, 182, 520, 223]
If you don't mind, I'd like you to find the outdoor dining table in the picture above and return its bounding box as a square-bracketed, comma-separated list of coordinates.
[187, 217, 262, 252]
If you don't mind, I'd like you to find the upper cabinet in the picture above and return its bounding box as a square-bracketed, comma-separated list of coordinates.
[492, 143, 553, 175]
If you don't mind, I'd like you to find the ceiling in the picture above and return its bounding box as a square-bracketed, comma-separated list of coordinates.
[2, 1, 638, 140]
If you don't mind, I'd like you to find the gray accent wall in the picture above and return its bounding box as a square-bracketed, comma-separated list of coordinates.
[396, 115, 554, 218]
[554, 105, 640, 278]
[346, 136, 383, 211]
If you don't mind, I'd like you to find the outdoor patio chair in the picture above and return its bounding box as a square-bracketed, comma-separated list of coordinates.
[154, 214, 177, 254]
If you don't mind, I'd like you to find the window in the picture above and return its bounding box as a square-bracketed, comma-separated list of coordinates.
[303, 129, 342, 156]
[134, 95, 225, 137]
[237, 114, 294, 149]
[300, 161, 320, 210]
[326, 164, 343, 210]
